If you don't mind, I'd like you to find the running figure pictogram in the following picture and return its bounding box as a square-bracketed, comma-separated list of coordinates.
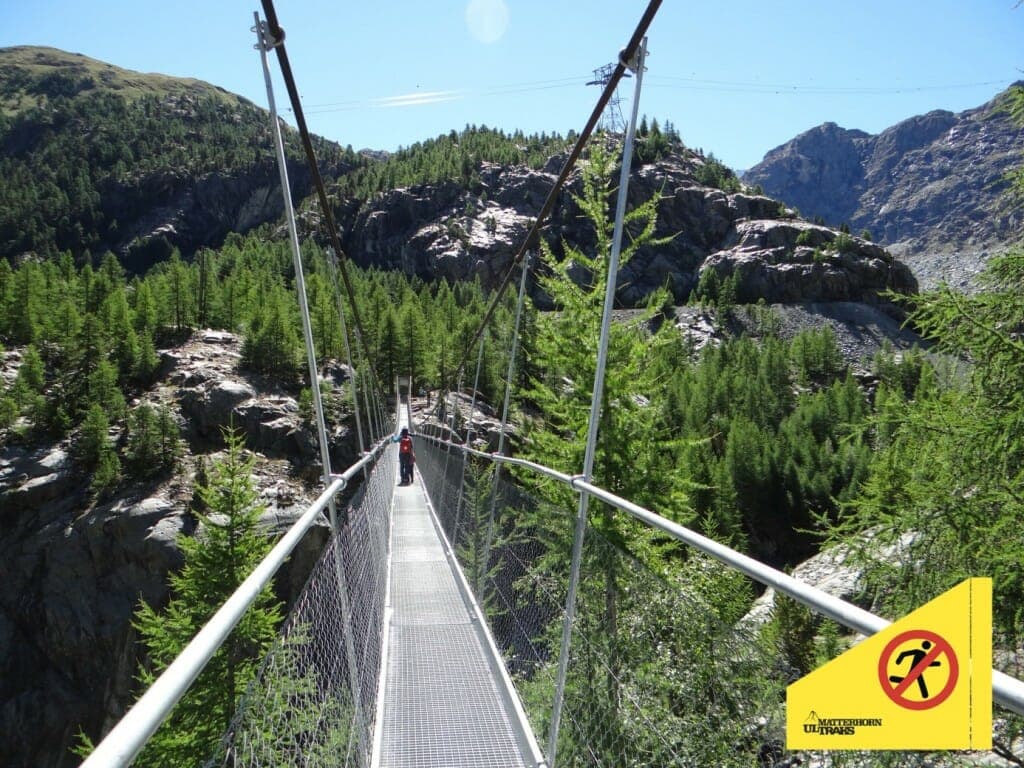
[888, 640, 942, 698]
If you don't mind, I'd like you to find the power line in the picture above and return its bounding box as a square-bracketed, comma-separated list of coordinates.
[293, 74, 1013, 117]
[443, 0, 665, 402]
[644, 75, 1011, 96]
[296, 76, 591, 115]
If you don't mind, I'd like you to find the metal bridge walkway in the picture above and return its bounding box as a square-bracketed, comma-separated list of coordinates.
[374, 447, 538, 766]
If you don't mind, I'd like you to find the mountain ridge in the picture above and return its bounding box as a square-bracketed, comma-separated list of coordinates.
[0, 46, 916, 313]
[0, 46, 358, 268]
[745, 84, 1024, 289]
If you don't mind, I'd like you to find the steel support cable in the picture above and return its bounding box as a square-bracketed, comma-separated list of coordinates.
[481, 253, 532, 594]
[255, 17, 335, 502]
[453, 334, 488, 541]
[414, 434, 1024, 718]
[548, 38, 648, 766]
[325, 248, 368, 468]
[258, 0, 383, 401]
[443, 0, 664, 401]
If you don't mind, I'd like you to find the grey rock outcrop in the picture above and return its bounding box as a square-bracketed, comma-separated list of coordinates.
[741, 530, 917, 630]
[703, 220, 916, 304]
[412, 391, 509, 453]
[112, 158, 351, 274]
[167, 331, 360, 472]
[342, 152, 915, 309]
[745, 84, 1024, 289]
[0, 331, 355, 768]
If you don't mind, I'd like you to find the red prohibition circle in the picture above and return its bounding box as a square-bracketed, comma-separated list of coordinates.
[877, 629, 959, 710]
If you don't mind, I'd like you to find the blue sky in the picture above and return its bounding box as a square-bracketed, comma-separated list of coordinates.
[3, 1, 1022, 170]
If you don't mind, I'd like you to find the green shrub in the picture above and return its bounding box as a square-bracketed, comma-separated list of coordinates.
[832, 232, 855, 253]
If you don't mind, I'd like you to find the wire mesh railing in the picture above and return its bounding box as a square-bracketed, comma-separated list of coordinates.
[416, 436, 787, 767]
[206, 441, 395, 768]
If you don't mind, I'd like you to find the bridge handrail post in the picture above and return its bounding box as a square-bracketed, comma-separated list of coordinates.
[546, 37, 649, 767]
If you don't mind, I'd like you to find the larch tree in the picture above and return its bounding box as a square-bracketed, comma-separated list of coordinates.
[122, 432, 281, 767]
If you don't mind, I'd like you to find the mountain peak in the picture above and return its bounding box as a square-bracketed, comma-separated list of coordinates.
[745, 84, 1024, 288]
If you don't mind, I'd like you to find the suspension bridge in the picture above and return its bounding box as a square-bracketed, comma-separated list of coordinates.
[78, 389, 1024, 768]
[78, 1, 1024, 766]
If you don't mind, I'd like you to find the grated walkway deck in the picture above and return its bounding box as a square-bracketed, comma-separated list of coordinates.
[375, 463, 535, 768]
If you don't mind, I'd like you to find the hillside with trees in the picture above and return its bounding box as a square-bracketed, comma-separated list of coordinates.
[0, 46, 358, 269]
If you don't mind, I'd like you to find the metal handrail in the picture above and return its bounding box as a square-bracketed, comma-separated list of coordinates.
[416, 434, 1024, 715]
[82, 437, 391, 768]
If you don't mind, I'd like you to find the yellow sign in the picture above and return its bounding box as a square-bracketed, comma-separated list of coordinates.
[786, 578, 991, 750]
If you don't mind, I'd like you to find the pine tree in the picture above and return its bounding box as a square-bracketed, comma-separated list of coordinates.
[11, 344, 47, 425]
[7, 261, 42, 343]
[87, 358, 126, 422]
[377, 309, 399, 387]
[165, 250, 195, 335]
[398, 302, 426, 392]
[78, 403, 120, 495]
[128, 431, 283, 767]
[524, 143, 687, 522]
[194, 249, 218, 329]
[133, 280, 158, 338]
[124, 403, 179, 479]
[102, 284, 139, 379]
[519, 143, 695, 763]
[241, 285, 300, 379]
[133, 333, 160, 384]
[0, 258, 13, 339]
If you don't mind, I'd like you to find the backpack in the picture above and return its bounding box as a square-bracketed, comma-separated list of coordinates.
[399, 436, 413, 454]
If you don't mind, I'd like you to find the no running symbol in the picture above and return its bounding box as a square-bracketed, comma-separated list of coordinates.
[877, 629, 959, 710]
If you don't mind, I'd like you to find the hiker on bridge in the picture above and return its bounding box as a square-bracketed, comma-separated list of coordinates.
[393, 427, 415, 485]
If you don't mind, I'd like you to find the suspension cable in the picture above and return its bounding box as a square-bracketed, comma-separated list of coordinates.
[258, 0, 382, 399]
[453, 334, 488, 539]
[254, 17, 335, 500]
[325, 247, 368, 461]
[444, 0, 664, 398]
[479, 253, 532, 592]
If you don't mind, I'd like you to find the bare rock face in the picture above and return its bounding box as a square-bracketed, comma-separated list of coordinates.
[0, 443, 189, 768]
[702, 220, 917, 304]
[166, 331, 360, 471]
[0, 332, 353, 768]
[341, 152, 916, 309]
[745, 84, 1024, 289]
[411, 391, 509, 453]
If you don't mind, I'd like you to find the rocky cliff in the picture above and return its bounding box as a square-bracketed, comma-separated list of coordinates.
[0, 332, 360, 768]
[744, 85, 1024, 289]
[339, 149, 916, 309]
[2, 48, 917, 309]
